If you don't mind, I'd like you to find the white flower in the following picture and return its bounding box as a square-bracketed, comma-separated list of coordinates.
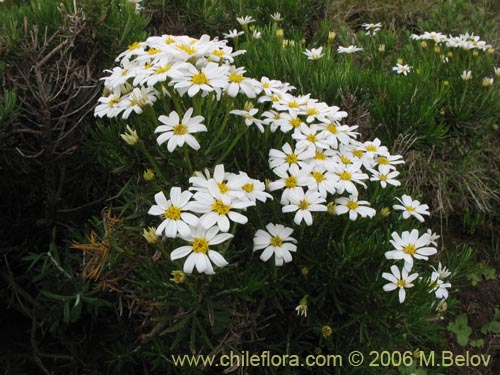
[120, 125, 139, 145]
[269, 164, 314, 204]
[252, 30, 262, 39]
[227, 66, 259, 98]
[482, 77, 494, 87]
[169, 62, 229, 97]
[223, 29, 244, 39]
[392, 63, 412, 76]
[461, 70, 472, 81]
[426, 229, 440, 246]
[155, 108, 207, 152]
[303, 47, 324, 60]
[253, 223, 297, 266]
[270, 12, 284, 22]
[335, 195, 376, 220]
[385, 229, 437, 271]
[369, 165, 401, 188]
[332, 162, 368, 195]
[382, 265, 419, 303]
[295, 303, 308, 317]
[268, 143, 313, 173]
[121, 87, 158, 119]
[234, 172, 272, 203]
[361, 22, 382, 36]
[431, 262, 452, 280]
[236, 15, 255, 26]
[230, 108, 264, 132]
[170, 224, 233, 274]
[188, 191, 253, 232]
[494, 67, 500, 77]
[393, 194, 430, 222]
[148, 188, 198, 238]
[282, 188, 327, 226]
[337, 45, 363, 54]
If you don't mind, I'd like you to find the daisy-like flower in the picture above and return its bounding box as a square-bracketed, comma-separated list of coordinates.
[253, 223, 297, 266]
[223, 29, 244, 39]
[188, 190, 253, 232]
[148, 188, 198, 238]
[392, 63, 412, 76]
[170, 224, 233, 274]
[337, 45, 363, 54]
[292, 124, 330, 152]
[335, 194, 376, 220]
[155, 108, 207, 152]
[282, 188, 327, 226]
[426, 229, 440, 246]
[169, 62, 229, 97]
[252, 30, 262, 39]
[269, 164, 314, 204]
[382, 265, 419, 303]
[482, 77, 494, 87]
[393, 194, 430, 222]
[121, 86, 158, 119]
[332, 161, 368, 195]
[303, 47, 324, 60]
[230, 108, 264, 133]
[385, 229, 438, 271]
[369, 165, 401, 188]
[226, 66, 259, 98]
[236, 15, 255, 27]
[270, 12, 284, 22]
[120, 125, 139, 145]
[461, 70, 472, 81]
[234, 172, 272, 203]
[431, 262, 452, 280]
[361, 22, 382, 36]
[268, 143, 313, 173]
[295, 296, 308, 317]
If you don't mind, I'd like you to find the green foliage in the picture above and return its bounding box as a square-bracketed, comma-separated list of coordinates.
[466, 262, 496, 286]
[448, 314, 473, 346]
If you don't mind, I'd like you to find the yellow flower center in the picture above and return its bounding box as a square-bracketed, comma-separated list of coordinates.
[212, 199, 231, 215]
[144, 63, 153, 69]
[403, 244, 417, 255]
[285, 176, 297, 188]
[155, 64, 171, 74]
[218, 182, 229, 194]
[327, 124, 337, 134]
[298, 200, 310, 210]
[366, 145, 377, 152]
[229, 72, 244, 83]
[314, 151, 326, 160]
[165, 36, 176, 44]
[128, 42, 141, 50]
[306, 108, 318, 116]
[173, 124, 188, 135]
[285, 153, 298, 164]
[108, 98, 119, 108]
[377, 156, 389, 165]
[353, 150, 364, 158]
[347, 201, 359, 210]
[340, 155, 351, 165]
[192, 238, 209, 254]
[397, 279, 407, 288]
[306, 134, 317, 143]
[192, 72, 209, 85]
[271, 95, 280, 102]
[312, 171, 325, 182]
[270, 236, 283, 247]
[242, 183, 254, 193]
[147, 48, 160, 55]
[379, 175, 388, 181]
[163, 206, 181, 220]
[340, 171, 352, 181]
[121, 69, 129, 77]
[177, 44, 196, 55]
[263, 82, 270, 88]
[290, 118, 301, 128]
[288, 100, 299, 108]
[212, 49, 225, 57]
[405, 206, 416, 212]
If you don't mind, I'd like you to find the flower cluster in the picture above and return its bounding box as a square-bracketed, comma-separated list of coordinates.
[148, 165, 271, 274]
[411, 31, 492, 52]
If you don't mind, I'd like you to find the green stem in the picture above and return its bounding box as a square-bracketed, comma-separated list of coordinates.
[215, 125, 248, 165]
[137, 141, 163, 181]
[184, 145, 193, 175]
